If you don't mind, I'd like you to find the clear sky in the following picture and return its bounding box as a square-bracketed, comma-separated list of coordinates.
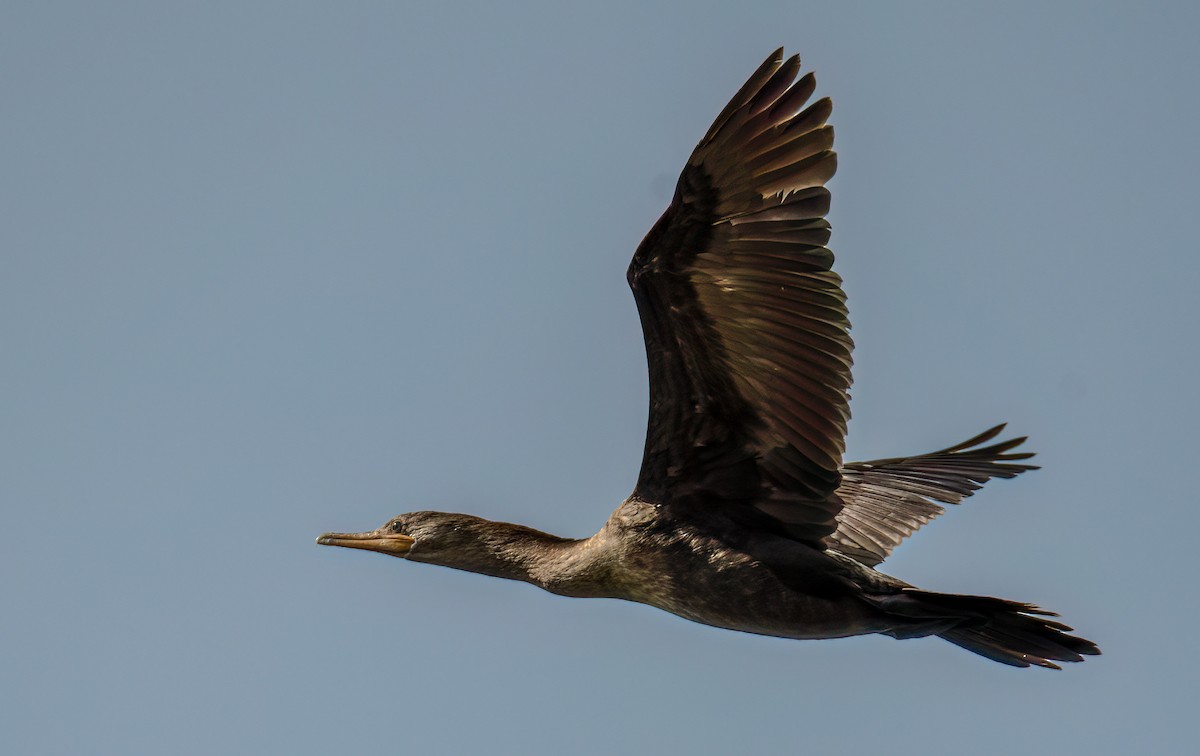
[4, 2, 1197, 754]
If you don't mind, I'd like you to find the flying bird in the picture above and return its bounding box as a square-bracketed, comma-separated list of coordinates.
[318, 50, 1098, 669]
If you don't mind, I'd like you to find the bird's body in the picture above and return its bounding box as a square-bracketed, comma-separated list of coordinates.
[351, 503, 899, 640]
[319, 50, 1099, 668]
[581, 501, 898, 641]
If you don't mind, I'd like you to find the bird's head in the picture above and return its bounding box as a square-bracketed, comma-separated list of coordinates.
[317, 511, 493, 563]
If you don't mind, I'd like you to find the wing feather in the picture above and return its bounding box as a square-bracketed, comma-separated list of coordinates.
[829, 425, 1039, 566]
[627, 51, 850, 543]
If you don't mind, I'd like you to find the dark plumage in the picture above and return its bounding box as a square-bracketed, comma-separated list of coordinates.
[318, 50, 1099, 669]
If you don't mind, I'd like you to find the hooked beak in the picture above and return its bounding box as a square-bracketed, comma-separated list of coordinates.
[317, 529, 415, 557]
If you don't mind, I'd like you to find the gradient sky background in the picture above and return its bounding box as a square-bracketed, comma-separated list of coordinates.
[4, 2, 1198, 754]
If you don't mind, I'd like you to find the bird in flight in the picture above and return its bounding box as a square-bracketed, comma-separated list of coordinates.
[319, 49, 1098, 669]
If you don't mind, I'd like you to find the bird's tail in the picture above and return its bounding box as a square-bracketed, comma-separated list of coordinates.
[869, 589, 1100, 669]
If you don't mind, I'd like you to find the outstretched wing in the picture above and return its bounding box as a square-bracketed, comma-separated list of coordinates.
[829, 425, 1039, 566]
[627, 50, 850, 545]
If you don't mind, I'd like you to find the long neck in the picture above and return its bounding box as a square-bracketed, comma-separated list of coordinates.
[413, 519, 619, 598]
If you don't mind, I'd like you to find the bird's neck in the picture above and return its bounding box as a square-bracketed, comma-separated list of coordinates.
[412, 520, 618, 598]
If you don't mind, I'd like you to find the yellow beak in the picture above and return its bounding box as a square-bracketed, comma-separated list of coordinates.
[317, 530, 415, 557]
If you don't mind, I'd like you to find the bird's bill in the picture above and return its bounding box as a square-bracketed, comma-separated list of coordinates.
[316, 529, 414, 557]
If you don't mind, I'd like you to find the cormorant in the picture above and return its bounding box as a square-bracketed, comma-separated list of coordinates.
[318, 50, 1099, 669]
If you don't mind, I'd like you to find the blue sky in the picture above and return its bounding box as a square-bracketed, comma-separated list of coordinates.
[3, 2, 1197, 754]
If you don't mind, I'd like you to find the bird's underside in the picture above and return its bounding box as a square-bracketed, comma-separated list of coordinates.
[318, 49, 1099, 669]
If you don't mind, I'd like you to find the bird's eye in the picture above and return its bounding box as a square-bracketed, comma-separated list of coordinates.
[390, 521, 405, 534]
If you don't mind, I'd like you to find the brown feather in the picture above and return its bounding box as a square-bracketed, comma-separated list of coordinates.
[829, 425, 1040, 566]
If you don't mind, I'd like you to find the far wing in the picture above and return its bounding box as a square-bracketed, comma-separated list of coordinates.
[828, 425, 1038, 566]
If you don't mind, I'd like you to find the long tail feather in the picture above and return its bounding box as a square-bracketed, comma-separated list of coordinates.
[873, 589, 1100, 669]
